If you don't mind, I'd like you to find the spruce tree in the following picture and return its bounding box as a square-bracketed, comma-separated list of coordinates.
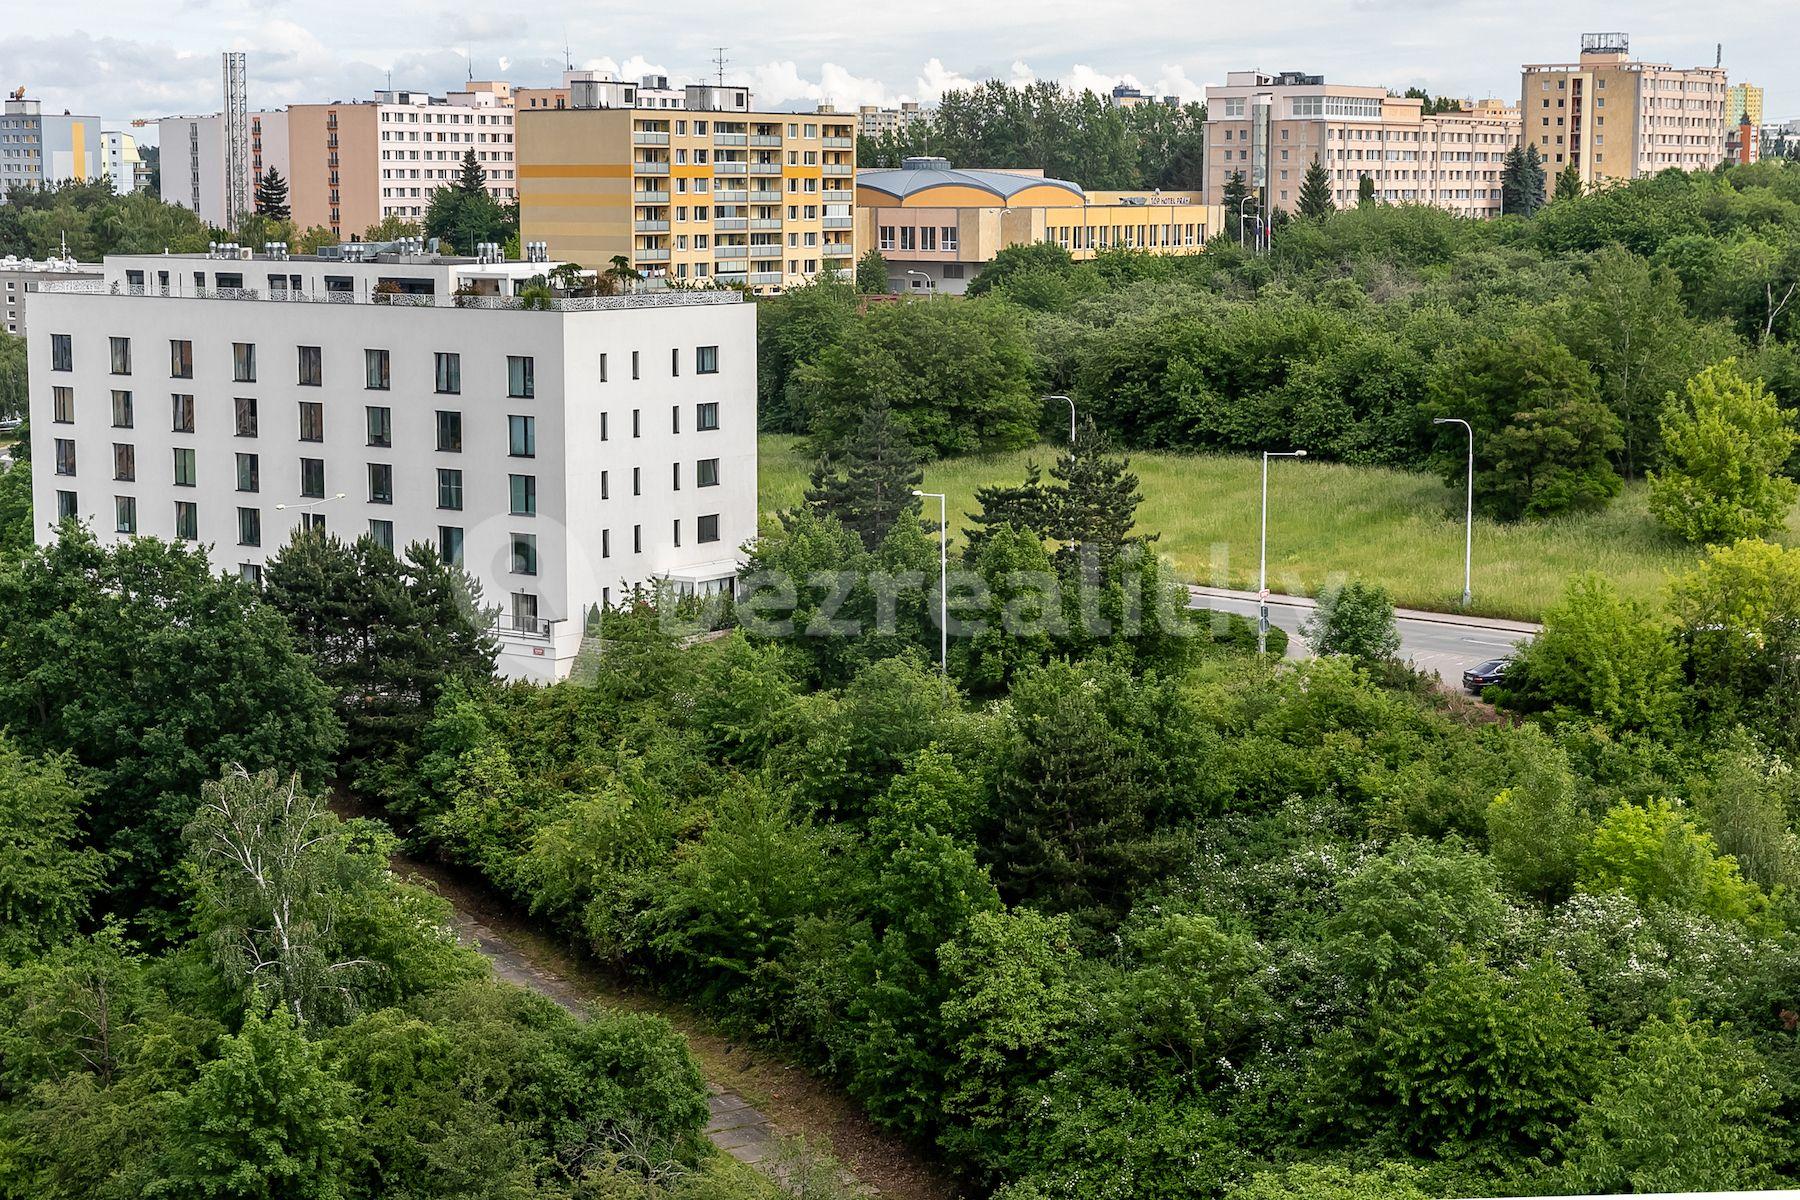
[965, 461, 1056, 554]
[1297, 158, 1335, 220]
[1357, 173, 1377, 206]
[1554, 162, 1584, 202]
[1220, 170, 1250, 243]
[1502, 144, 1547, 216]
[457, 148, 486, 193]
[1050, 418, 1153, 568]
[254, 167, 290, 220]
[802, 397, 925, 550]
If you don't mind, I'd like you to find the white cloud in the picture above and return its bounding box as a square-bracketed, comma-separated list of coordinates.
[915, 58, 976, 102]
[1151, 64, 1202, 102]
[1008, 61, 1038, 87]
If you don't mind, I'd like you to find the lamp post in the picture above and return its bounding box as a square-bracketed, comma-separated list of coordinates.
[1237, 193, 1263, 252]
[903, 268, 934, 294]
[275, 491, 347, 533]
[1259, 451, 1307, 656]
[1434, 417, 1474, 608]
[914, 489, 948, 686]
[1044, 394, 1076, 445]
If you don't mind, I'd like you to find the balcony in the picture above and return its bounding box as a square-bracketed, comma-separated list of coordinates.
[714, 217, 748, 231]
[823, 136, 854, 149]
[714, 133, 748, 146]
[636, 248, 672, 263]
[823, 189, 853, 203]
[714, 271, 748, 285]
[823, 215, 854, 229]
[633, 131, 670, 145]
[749, 161, 783, 176]
[634, 161, 670, 175]
[822, 163, 853, 176]
[634, 189, 670, 204]
[713, 162, 748, 175]
[635, 219, 671, 232]
[750, 134, 782, 147]
[748, 189, 782, 203]
[748, 271, 783, 285]
[822, 242, 854, 257]
[714, 188, 747, 203]
[749, 217, 782, 230]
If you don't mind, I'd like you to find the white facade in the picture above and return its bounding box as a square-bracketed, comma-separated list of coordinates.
[100, 131, 143, 195]
[0, 256, 103, 337]
[28, 252, 756, 683]
[376, 88, 516, 220]
[159, 111, 290, 226]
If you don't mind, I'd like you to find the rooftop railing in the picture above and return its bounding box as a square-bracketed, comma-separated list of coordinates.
[36, 278, 744, 311]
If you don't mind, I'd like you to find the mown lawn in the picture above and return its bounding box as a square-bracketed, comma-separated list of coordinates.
[760, 434, 1800, 621]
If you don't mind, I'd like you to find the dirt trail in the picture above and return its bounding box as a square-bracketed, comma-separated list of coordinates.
[396, 855, 964, 1200]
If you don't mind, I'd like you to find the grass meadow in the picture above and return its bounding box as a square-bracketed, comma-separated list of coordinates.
[759, 434, 1800, 620]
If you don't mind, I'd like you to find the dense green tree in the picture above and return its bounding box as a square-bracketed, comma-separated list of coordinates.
[0, 530, 340, 906]
[966, 241, 1075, 298]
[755, 273, 857, 432]
[253, 167, 290, 220]
[0, 330, 26, 421]
[1428, 328, 1622, 519]
[1578, 797, 1761, 923]
[1300, 579, 1401, 665]
[1486, 728, 1589, 902]
[264, 531, 495, 800]
[0, 456, 31, 555]
[1047, 417, 1151, 568]
[1324, 838, 1505, 999]
[792, 297, 1040, 457]
[964, 460, 1057, 554]
[803, 397, 925, 550]
[855, 247, 890, 294]
[0, 736, 106, 961]
[1553, 162, 1584, 203]
[1667, 538, 1800, 745]
[1357, 173, 1376, 206]
[1221, 171, 1251, 240]
[1501, 143, 1546, 216]
[422, 150, 513, 253]
[0, 179, 211, 259]
[1648, 359, 1799, 543]
[1296, 158, 1335, 220]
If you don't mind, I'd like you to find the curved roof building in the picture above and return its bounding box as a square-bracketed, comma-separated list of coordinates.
[854, 156, 1087, 208]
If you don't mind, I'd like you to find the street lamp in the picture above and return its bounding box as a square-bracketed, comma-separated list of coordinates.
[1259, 451, 1307, 656]
[903, 268, 934, 293]
[274, 492, 346, 512]
[1434, 417, 1474, 608]
[914, 490, 949, 687]
[1044, 394, 1076, 445]
[1237, 193, 1264, 252]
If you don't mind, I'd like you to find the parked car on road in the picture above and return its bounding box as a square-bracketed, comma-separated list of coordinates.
[1462, 658, 1510, 693]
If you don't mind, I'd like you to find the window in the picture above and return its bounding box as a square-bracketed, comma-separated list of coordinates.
[51, 334, 72, 372]
[300, 512, 326, 534]
[634, 524, 642, 553]
[238, 506, 261, 547]
[234, 397, 258, 437]
[671, 404, 681, 435]
[878, 225, 895, 251]
[172, 393, 194, 433]
[696, 402, 719, 431]
[438, 525, 464, 566]
[232, 342, 255, 382]
[113, 443, 135, 482]
[432, 411, 462, 455]
[437, 468, 463, 510]
[115, 495, 136, 534]
[364, 348, 390, 390]
[292, 344, 321, 387]
[56, 490, 78, 519]
[236, 452, 259, 492]
[171, 501, 198, 541]
[366, 405, 392, 448]
[110, 337, 132, 375]
[698, 513, 720, 543]
[511, 592, 538, 631]
[673, 518, 681, 547]
[509, 473, 536, 516]
[602, 528, 611, 558]
[368, 519, 394, 551]
[942, 226, 958, 252]
[435, 351, 461, 394]
[54, 439, 76, 476]
[632, 409, 641, 438]
[298, 401, 323, 443]
[368, 463, 393, 505]
[601, 470, 609, 500]
[173, 447, 196, 487]
[600, 411, 609, 441]
[300, 458, 325, 499]
[672, 461, 683, 491]
[111, 390, 133, 428]
[631, 351, 640, 380]
[170, 339, 193, 379]
[507, 355, 534, 398]
[511, 532, 537, 575]
[52, 387, 74, 423]
[632, 466, 641, 496]
[696, 457, 720, 487]
[508, 414, 535, 457]
[696, 344, 719, 374]
[598, 353, 608, 383]
[671, 347, 680, 377]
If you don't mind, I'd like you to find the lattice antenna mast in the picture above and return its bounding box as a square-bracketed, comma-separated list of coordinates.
[222, 51, 249, 231]
[713, 47, 729, 88]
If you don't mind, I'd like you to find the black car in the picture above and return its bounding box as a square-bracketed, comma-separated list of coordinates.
[1462, 658, 1510, 693]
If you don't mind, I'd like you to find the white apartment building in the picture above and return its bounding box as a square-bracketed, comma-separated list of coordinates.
[1, 98, 103, 196]
[375, 84, 517, 221]
[158, 110, 290, 227]
[28, 250, 757, 682]
[0, 255, 103, 337]
[99, 131, 145, 196]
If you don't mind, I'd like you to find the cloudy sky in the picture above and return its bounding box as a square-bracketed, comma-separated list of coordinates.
[1, 0, 1791, 140]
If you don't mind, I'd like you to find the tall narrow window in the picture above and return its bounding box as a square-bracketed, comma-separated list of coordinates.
[297, 345, 322, 386]
[631, 351, 640, 380]
[238, 506, 261, 547]
[368, 463, 393, 505]
[174, 501, 198, 541]
[51, 334, 72, 372]
[509, 474, 536, 516]
[435, 351, 461, 394]
[671, 404, 680, 434]
[113, 443, 135, 482]
[54, 439, 76, 476]
[170, 339, 193, 378]
[171, 393, 195, 433]
[437, 468, 463, 510]
[672, 462, 681, 491]
[364, 348, 390, 390]
[110, 336, 132, 375]
[236, 452, 259, 493]
[671, 347, 680, 376]
[232, 342, 255, 382]
[366, 405, 392, 448]
[508, 414, 536, 457]
[115, 495, 137, 534]
[111, 390, 133, 428]
[234, 396, 258, 437]
[299, 458, 325, 499]
[172, 447, 196, 487]
[438, 526, 464, 566]
[507, 355, 534, 398]
[298, 402, 323, 442]
[52, 387, 74, 423]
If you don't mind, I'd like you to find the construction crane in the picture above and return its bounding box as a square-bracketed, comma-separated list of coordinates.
[9, 86, 24, 101]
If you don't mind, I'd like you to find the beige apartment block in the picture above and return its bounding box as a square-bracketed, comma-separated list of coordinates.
[1204, 72, 1520, 221]
[518, 88, 856, 292]
[288, 82, 517, 242]
[1521, 34, 1728, 187]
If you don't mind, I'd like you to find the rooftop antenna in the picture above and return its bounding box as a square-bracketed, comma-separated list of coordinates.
[466, 51, 473, 82]
[713, 47, 729, 88]
[1716, 42, 1723, 68]
[564, 28, 573, 72]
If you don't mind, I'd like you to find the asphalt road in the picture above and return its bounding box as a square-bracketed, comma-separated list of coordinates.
[1188, 587, 1539, 684]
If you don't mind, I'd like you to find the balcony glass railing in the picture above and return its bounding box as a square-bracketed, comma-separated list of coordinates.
[714, 133, 748, 146]
[634, 190, 670, 203]
[636, 247, 672, 262]
[750, 135, 782, 147]
[635, 161, 671, 175]
[713, 162, 748, 175]
[749, 161, 783, 175]
[635, 219, 671, 232]
[633, 131, 670, 145]
[714, 217, 748, 231]
[714, 188, 747, 202]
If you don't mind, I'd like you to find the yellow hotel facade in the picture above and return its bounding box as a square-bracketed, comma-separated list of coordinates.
[517, 85, 856, 292]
